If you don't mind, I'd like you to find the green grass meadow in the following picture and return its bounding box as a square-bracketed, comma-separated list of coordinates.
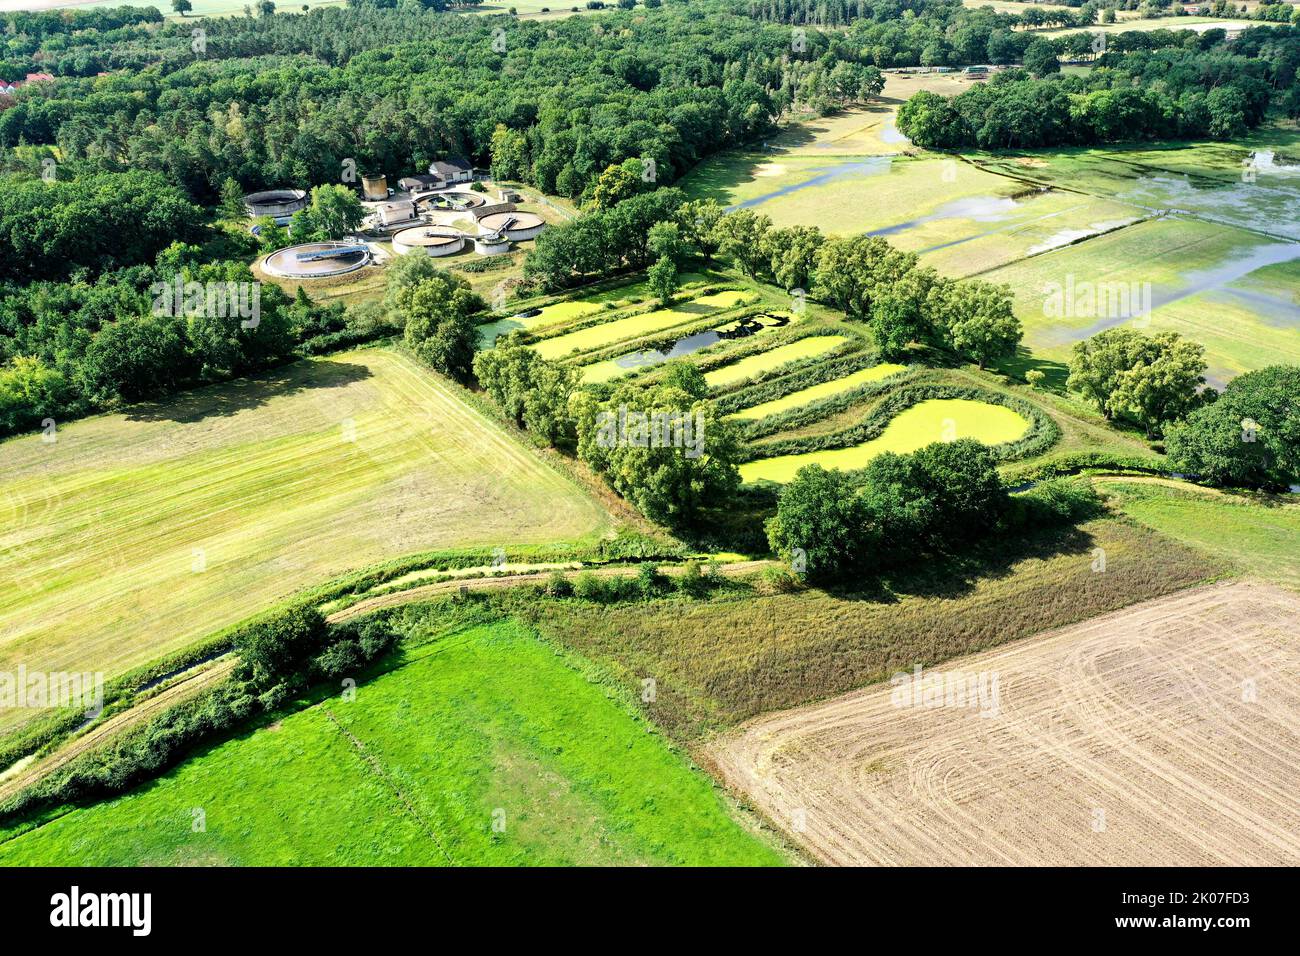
[0, 620, 786, 866]
[1099, 480, 1300, 591]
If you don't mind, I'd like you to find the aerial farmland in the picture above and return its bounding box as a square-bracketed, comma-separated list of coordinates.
[0, 0, 1296, 923]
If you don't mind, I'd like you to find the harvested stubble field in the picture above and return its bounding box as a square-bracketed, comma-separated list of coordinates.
[0, 348, 613, 737]
[709, 581, 1300, 866]
[523, 517, 1219, 741]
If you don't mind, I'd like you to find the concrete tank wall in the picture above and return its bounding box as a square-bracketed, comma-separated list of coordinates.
[392, 228, 466, 258]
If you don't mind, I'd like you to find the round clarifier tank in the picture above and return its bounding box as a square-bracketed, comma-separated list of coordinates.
[262, 241, 371, 278]
[473, 235, 511, 256]
[477, 211, 546, 241]
[391, 226, 466, 257]
[420, 190, 488, 211]
[244, 188, 307, 222]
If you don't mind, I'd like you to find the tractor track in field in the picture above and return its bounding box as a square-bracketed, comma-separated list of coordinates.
[709, 580, 1300, 866]
[0, 657, 237, 806]
[323, 708, 457, 866]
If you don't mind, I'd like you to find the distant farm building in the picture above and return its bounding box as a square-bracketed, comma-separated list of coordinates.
[428, 158, 473, 185]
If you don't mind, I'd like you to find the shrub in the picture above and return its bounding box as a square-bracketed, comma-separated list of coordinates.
[677, 560, 707, 597]
[312, 639, 364, 679]
[545, 570, 573, 597]
[1003, 477, 1103, 530]
[635, 563, 664, 599]
[356, 619, 400, 658]
[759, 565, 804, 594]
[233, 604, 328, 690]
[573, 571, 604, 601]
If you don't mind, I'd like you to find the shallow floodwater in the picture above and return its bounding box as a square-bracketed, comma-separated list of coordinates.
[870, 195, 1019, 238]
[731, 156, 892, 211]
[880, 123, 910, 145]
[1067, 238, 1300, 342]
[739, 398, 1031, 484]
[1120, 171, 1300, 240]
[580, 312, 791, 384]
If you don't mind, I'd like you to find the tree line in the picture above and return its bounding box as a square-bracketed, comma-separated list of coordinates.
[898, 28, 1300, 148]
[1064, 327, 1299, 492]
[0, 4, 791, 204]
[524, 182, 1023, 368]
[0, 230, 375, 438]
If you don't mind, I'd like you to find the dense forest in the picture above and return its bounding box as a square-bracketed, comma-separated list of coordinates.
[0, 4, 791, 202]
[2, 0, 1298, 439]
[898, 25, 1300, 147]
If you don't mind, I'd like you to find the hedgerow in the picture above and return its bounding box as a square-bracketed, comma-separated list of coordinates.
[699, 324, 868, 396]
[737, 366, 919, 441]
[999, 451, 1169, 484]
[714, 349, 894, 414]
[0, 606, 401, 826]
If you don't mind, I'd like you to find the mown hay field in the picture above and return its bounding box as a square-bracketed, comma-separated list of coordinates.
[0, 620, 785, 867]
[0, 348, 614, 736]
[520, 517, 1220, 740]
[710, 581, 1300, 865]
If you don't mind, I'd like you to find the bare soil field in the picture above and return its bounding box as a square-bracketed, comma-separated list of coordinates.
[709, 581, 1300, 866]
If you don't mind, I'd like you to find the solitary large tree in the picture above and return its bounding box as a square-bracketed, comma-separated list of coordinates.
[398, 275, 485, 381]
[1166, 365, 1300, 489]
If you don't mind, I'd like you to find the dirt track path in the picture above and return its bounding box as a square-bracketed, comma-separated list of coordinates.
[0, 658, 236, 804]
[327, 560, 774, 624]
[708, 580, 1300, 866]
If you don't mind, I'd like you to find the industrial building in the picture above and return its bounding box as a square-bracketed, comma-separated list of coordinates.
[397, 157, 474, 194]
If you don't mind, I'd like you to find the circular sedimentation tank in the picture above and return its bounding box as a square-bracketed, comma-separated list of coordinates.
[391, 226, 466, 257]
[262, 241, 371, 278]
[244, 188, 307, 221]
[419, 190, 487, 211]
[473, 235, 511, 256]
[477, 211, 546, 241]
